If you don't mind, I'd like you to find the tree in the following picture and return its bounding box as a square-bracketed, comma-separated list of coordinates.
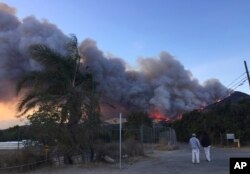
[27, 103, 61, 145]
[125, 111, 153, 140]
[126, 111, 153, 128]
[16, 35, 100, 154]
[173, 98, 250, 145]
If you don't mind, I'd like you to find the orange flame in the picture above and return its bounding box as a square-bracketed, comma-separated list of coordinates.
[149, 110, 172, 122]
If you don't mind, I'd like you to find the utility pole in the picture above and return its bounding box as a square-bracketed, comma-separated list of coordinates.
[244, 61, 250, 90]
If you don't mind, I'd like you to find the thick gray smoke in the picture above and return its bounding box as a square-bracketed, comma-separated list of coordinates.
[0, 3, 227, 117]
[79, 41, 227, 116]
[0, 3, 69, 101]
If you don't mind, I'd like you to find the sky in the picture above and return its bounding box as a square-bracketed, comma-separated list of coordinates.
[0, 0, 250, 128]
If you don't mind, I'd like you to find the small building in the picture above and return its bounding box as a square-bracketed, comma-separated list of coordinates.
[0, 141, 24, 150]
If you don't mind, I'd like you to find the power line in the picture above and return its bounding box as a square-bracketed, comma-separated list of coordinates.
[198, 73, 248, 110]
[227, 77, 247, 91]
[219, 77, 248, 102]
[226, 76, 247, 93]
[219, 71, 248, 99]
[225, 72, 246, 89]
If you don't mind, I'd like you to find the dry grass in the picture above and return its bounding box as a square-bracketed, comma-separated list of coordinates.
[0, 147, 46, 172]
[94, 139, 144, 162]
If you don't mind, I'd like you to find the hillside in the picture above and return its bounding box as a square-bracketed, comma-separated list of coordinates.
[205, 91, 250, 110]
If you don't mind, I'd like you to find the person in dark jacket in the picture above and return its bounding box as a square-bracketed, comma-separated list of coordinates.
[200, 132, 211, 161]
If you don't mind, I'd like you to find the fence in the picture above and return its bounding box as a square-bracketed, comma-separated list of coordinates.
[0, 159, 48, 173]
[99, 124, 155, 155]
[0, 124, 177, 171]
[0, 147, 48, 173]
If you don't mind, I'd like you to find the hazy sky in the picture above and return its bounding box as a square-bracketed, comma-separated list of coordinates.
[3, 0, 250, 94]
[0, 0, 250, 128]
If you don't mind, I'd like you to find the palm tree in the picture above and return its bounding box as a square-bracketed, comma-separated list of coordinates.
[16, 35, 100, 149]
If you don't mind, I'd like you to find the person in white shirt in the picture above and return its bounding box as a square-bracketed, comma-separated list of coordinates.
[189, 133, 201, 164]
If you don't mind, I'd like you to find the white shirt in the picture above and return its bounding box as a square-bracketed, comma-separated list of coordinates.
[189, 137, 201, 149]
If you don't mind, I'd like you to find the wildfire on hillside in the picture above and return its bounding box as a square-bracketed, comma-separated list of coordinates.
[149, 110, 172, 122]
[150, 110, 184, 122]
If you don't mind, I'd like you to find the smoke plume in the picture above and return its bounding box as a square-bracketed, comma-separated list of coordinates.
[0, 3, 69, 101]
[79, 41, 227, 117]
[0, 3, 227, 117]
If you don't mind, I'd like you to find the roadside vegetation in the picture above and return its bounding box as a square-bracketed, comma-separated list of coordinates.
[172, 99, 250, 145]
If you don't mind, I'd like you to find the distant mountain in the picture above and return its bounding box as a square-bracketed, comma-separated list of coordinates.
[205, 91, 250, 110]
[224, 91, 250, 102]
[0, 119, 27, 130]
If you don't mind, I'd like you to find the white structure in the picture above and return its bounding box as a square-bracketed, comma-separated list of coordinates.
[226, 133, 240, 147]
[0, 141, 25, 150]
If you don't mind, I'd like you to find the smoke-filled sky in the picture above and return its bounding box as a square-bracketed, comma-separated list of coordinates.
[0, 1, 250, 128]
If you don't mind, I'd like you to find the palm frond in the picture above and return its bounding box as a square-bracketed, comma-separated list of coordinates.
[17, 92, 62, 117]
[67, 34, 78, 54]
[16, 35, 97, 127]
[29, 44, 68, 71]
[17, 99, 40, 117]
[66, 35, 81, 87]
[17, 91, 40, 112]
[16, 71, 42, 95]
[29, 44, 78, 85]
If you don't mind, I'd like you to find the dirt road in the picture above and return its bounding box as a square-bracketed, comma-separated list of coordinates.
[30, 144, 250, 174]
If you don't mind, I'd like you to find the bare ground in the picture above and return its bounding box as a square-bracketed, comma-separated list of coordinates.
[8, 144, 250, 174]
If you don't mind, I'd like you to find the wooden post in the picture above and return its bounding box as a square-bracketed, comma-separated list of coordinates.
[45, 145, 49, 160]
